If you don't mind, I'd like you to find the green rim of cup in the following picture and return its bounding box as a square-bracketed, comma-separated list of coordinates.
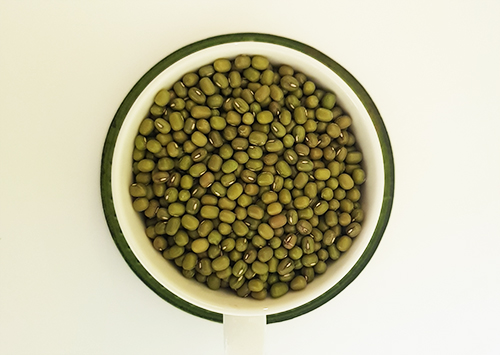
[100, 33, 395, 324]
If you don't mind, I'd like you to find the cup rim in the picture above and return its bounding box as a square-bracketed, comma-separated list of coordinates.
[100, 32, 395, 324]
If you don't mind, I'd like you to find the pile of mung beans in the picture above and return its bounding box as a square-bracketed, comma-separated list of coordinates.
[130, 54, 366, 299]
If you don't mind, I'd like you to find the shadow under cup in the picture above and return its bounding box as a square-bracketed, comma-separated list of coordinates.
[101, 33, 394, 324]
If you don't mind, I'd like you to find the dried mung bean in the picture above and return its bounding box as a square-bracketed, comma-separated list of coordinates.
[270, 282, 289, 298]
[130, 54, 366, 300]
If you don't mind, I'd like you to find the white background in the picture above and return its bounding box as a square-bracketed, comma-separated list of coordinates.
[1, 1, 499, 354]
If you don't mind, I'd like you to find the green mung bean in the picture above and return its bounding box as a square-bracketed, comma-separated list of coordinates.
[130, 54, 366, 300]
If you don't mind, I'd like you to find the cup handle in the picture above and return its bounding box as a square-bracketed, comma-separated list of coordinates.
[223, 314, 266, 355]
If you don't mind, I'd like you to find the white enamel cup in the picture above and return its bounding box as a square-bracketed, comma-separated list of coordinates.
[101, 33, 394, 355]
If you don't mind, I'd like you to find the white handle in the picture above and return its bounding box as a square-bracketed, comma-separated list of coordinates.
[223, 314, 266, 355]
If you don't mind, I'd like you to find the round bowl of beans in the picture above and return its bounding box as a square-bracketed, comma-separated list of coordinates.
[101, 33, 394, 324]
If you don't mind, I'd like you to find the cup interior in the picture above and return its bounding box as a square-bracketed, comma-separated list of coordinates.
[107, 38, 390, 319]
